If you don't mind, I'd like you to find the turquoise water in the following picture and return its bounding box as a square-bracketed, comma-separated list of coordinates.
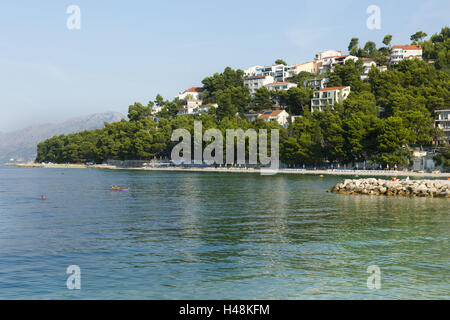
[0, 166, 448, 299]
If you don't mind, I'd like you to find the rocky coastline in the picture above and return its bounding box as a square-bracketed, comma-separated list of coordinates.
[328, 178, 450, 198]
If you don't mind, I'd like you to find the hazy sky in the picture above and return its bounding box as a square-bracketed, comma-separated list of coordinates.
[0, 0, 448, 132]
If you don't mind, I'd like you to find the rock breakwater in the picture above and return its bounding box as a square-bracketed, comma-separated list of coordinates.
[328, 178, 450, 198]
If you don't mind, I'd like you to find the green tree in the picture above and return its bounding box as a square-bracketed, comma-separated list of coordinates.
[127, 102, 152, 122]
[383, 34, 393, 47]
[433, 144, 450, 169]
[254, 87, 273, 111]
[363, 41, 377, 56]
[348, 37, 359, 54]
[376, 117, 412, 166]
[411, 31, 428, 42]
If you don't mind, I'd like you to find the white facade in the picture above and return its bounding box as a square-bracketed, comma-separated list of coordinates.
[361, 58, 377, 80]
[258, 110, 290, 128]
[319, 55, 359, 74]
[244, 75, 275, 96]
[390, 45, 422, 64]
[315, 50, 342, 61]
[178, 87, 204, 101]
[177, 100, 202, 116]
[264, 82, 297, 91]
[435, 109, 450, 145]
[303, 78, 329, 90]
[311, 86, 351, 112]
[244, 65, 264, 77]
[244, 64, 291, 83]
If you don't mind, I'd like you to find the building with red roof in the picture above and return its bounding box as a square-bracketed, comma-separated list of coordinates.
[390, 45, 422, 64]
[257, 110, 290, 127]
[178, 87, 205, 100]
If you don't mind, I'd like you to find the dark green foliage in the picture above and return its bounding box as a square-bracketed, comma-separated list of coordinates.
[422, 26, 450, 74]
[433, 144, 450, 169]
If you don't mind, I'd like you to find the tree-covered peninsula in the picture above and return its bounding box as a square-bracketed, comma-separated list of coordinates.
[36, 27, 450, 169]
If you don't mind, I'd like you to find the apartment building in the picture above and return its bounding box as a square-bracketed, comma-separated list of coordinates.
[390, 45, 423, 64]
[264, 82, 297, 91]
[244, 64, 291, 83]
[244, 75, 275, 96]
[311, 86, 351, 112]
[435, 109, 450, 145]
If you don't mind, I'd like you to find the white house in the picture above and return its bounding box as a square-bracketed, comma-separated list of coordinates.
[315, 50, 342, 61]
[177, 100, 202, 116]
[244, 65, 264, 77]
[311, 86, 351, 112]
[244, 75, 275, 96]
[435, 109, 450, 145]
[258, 110, 290, 127]
[361, 58, 377, 80]
[390, 45, 422, 64]
[178, 87, 205, 100]
[319, 55, 359, 74]
[264, 82, 297, 91]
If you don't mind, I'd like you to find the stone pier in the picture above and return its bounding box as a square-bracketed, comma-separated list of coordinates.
[328, 178, 450, 198]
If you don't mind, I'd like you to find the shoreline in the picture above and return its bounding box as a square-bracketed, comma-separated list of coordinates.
[5, 162, 450, 178]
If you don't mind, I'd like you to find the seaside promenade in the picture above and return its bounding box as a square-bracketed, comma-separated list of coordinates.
[5, 162, 450, 178]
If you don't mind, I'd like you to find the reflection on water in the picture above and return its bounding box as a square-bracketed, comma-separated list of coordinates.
[0, 167, 448, 299]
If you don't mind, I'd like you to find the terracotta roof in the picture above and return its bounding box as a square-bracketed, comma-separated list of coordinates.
[317, 86, 350, 92]
[362, 57, 374, 61]
[258, 110, 285, 118]
[184, 87, 204, 93]
[393, 45, 422, 50]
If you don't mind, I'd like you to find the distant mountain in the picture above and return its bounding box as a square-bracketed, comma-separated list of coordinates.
[0, 112, 125, 162]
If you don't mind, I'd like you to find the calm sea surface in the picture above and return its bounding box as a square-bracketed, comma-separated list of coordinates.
[0, 166, 448, 299]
